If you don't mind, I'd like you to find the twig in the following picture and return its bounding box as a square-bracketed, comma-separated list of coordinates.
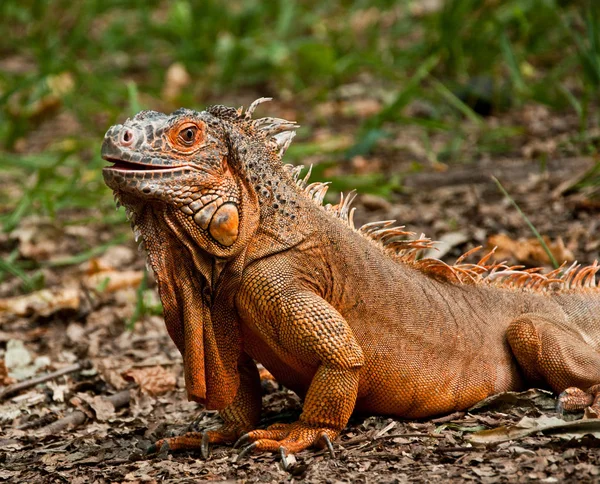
[436, 446, 481, 453]
[344, 431, 445, 447]
[430, 411, 466, 424]
[17, 413, 58, 430]
[0, 361, 90, 401]
[36, 389, 131, 436]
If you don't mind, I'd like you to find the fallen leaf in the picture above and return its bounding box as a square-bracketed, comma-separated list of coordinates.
[0, 402, 22, 422]
[47, 381, 69, 402]
[4, 340, 31, 369]
[423, 232, 470, 260]
[522, 139, 557, 159]
[488, 234, 574, 266]
[96, 361, 128, 391]
[469, 415, 600, 444]
[258, 365, 275, 382]
[0, 470, 21, 480]
[9, 217, 63, 261]
[122, 366, 176, 396]
[469, 388, 556, 413]
[89, 396, 116, 422]
[70, 395, 95, 419]
[85, 269, 143, 293]
[0, 288, 80, 317]
[0, 360, 16, 386]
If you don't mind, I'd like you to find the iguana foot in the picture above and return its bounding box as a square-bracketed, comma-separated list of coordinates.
[234, 422, 337, 464]
[148, 424, 241, 459]
[557, 384, 600, 415]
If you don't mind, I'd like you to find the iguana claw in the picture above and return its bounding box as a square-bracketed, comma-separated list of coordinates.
[279, 447, 288, 470]
[146, 441, 170, 455]
[233, 433, 251, 449]
[236, 443, 292, 471]
[232, 422, 338, 459]
[201, 431, 211, 459]
[321, 433, 335, 458]
[236, 442, 258, 462]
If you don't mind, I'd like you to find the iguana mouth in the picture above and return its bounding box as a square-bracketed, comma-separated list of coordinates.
[103, 157, 186, 172]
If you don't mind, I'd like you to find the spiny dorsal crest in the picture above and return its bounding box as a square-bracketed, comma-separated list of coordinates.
[208, 97, 299, 158]
[286, 163, 599, 293]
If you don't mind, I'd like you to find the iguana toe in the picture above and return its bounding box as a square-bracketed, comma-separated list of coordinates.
[557, 385, 600, 416]
[235, 422, 338, 458]
[151, 426, 241, 456]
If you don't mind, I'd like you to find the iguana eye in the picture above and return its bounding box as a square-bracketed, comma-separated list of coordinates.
[177, 125, 198, 145]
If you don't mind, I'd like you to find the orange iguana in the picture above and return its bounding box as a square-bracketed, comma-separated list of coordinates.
[102, 98, 600, 462]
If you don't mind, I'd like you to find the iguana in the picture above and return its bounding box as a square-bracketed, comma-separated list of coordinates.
[101, 98, 600, 461]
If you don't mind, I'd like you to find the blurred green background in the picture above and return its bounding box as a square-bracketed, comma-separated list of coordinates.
[0, 0, 598, 292]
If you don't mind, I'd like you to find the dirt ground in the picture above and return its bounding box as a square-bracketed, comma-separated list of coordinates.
[1, 101, 600, 482]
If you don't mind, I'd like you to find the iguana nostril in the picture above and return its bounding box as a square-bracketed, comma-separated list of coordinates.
[121, 129, 134, 146]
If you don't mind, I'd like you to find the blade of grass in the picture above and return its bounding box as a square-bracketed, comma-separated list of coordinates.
[45, 235, 129, 267]
[0, 258, 39, 293]
[375, 54, 441, 126]
[492, 177, 559, 269]
[558, 84, 583, 119]
[128, 267, 148, 330]
[349, 54, 440, 157]
[499, 31, 527, 95]
[127, 81, 142, 115]
[3, 192, 32, 233]
[429, 76, 483, 125]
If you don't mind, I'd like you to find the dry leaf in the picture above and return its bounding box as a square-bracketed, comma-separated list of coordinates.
[47, 381, 68, 402]
[122, 366, 176, 396]
[258, 365, 276, 382]
[9, 217, 63, 261]
[469, 388, 556, 413]
[469, 415, 600, 444]
[423, 231, 469, 260]
[5, 339, 31, 374]
[96, 361, 128, 391]
[85, 269, 143, 293]
[86, 395, 116, 422]
[522, 139, 557, 159]
[0, 288, 80, 317]
[0, 359, 16, 386]
[488, 234, 574, 266]
[70, 395, 95, 419]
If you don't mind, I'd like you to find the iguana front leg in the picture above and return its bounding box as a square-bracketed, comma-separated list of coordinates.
[150, 355, 261, 457]
[236, 280, 364, 458]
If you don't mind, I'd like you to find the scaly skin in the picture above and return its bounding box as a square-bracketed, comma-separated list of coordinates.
[101, 99, 600, 459]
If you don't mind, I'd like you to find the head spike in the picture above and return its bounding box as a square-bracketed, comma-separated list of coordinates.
[253, 117, 299, 137]
[301, 165, 313, 187]
[245, 97, 272, 119]
[272, 130, 296, 157]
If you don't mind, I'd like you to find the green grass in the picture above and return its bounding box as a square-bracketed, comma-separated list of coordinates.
[493, 176, 559, 269]
[0, 0, 598, 292]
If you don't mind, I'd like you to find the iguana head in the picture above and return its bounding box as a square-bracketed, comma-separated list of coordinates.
[101, 98, 298, 257]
